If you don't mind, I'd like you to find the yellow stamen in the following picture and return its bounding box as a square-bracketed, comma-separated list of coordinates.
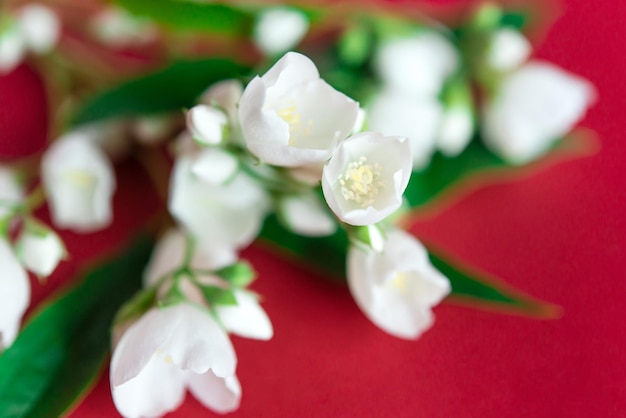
[338, 157, 384, 207]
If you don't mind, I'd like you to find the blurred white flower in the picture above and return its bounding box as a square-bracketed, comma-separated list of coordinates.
[487, 28, 531, 72]
[367, 89, 442, 169]
[169, 156, 269, 250]
[347, 228, 450, 339]
[110, 303, 240, 417]
[238, 52, 359, 167]
[41, 134, 116, 232]
[143, 228, 238, 289]
[321, 132, 412, 226]
[132, 114, 178, 147]
[91, 7, 156, 46]
[375, 32, 458, 96]
[254, 8, 309, 56]
[0, 4, 59, 73]
[0, 166, 24, 221]
[186, 105, 229, 146]
[279, 192, 336, 237]
[16, 222, 65, 278]
[66, 121, 130, 160]
[437, 105, 474, 157]
[200, 79, 243, 122]
[482, 61, 595, 164]
[18, 4, 60, 53]
[0, 239, 30, 349]
[214, 289, 273, 340]
[190, 148, 239, 186]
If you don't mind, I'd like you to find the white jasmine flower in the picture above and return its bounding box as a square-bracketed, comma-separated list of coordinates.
[437, 105, 474, 157]
[0, 166, 24, 221]
[110, 303, 240, 417]
[41, 133, 116, 232]
[200, 79, 243, 123]
[0, 23, 26, 73]
[186, 105, 229, 146]
[321, 132, 412, 226]
[67, 121, 130, 160]
[375, 32, 458, 96]
[347, 228, 450, 339]
[254, 8, 309, 56]
[482, 61, 595, 164]
[367, 89, 442, 169]
[279, 192, 337, 237]
[0, 239, 30, 349]
[16, 222, 65, 278]
[18, 4, 60, 53]
[91, 7, 156, 46]
[487, 28, 531, 72]
[238, 52, 359, 167]
[169, 156, 269, 250]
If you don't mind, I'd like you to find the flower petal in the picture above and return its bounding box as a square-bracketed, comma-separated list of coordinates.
[188, 372, 241, 414]
[0, 239, 30, 348]
[254, 8, 308, 56]
[214, 290, 273, 340]
[17, 225, 65, 277]
[110, 303, 237, 388]
[0, 166, 24, 220]
[279, 192, 336, 237]
[18, 4, 60, 53]
[111, 353, 187, 418]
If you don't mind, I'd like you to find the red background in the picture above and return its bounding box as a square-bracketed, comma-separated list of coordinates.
[1, 0, 624, 416]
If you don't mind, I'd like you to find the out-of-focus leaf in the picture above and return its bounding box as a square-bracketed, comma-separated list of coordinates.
[259, 216, 556, 316]
[112, 0, 253, 35]
[73, 58, 250, 125]
[0, 238, 152, 418]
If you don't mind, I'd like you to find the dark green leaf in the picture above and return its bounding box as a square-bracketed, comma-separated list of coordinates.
[112, 0, 253, 35]
[73, 58, 250, 125]
[0, 238, 153, 418]
[259, 215, 554, 316]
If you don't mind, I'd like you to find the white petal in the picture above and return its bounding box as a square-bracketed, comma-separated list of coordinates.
[279, 192, 336, 237]
[169, 156, 269, 250]
[375, 32, 458, 96]
[321, 132, 412, 226]
[347, 229, 450, 339]
[367, 89, 443, 169]
[188, 372, 241, 414]
[239, 52, 359, 166]
[17, 226, 65, 277]
[111, 352, 187, 418]
[0, 24, 25, 73]
[215, 290, 273, 340]
[482, 61, 595, 164]
[200, 79, 243, 123]
[111, 303, 237, 388]
[187, 105, 229, 146]
[0, 239, 30, 348]
[18, 4, 60, 53]
[0, 166, 24, 220]
[191, 148, 238, 186]
[254, 8, 309, 56]
[437, 106, 473, 156]
[487, 28, 531, 72]
[143, 228, 238, 288]
[41, 134, 116, 231]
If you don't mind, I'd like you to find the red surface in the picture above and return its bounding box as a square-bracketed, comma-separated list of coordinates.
[1, 0, 625, 417]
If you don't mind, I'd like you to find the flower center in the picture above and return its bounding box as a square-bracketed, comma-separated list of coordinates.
[62, 169, 98, 188]
[391, 272, 408, 292]
[277, 104, 312, 145]
[338, 157, 384, 207]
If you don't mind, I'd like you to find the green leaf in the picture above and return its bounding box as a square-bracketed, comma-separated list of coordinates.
[259, 215, 555, 316]
[112, 0, 253, 35]
[114, 286, 157, 327]
[200, 286, 238, 307]
[73, 58, 250, 125]
[0, 237, 153, 418]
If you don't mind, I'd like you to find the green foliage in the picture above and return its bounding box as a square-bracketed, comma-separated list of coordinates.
[112, 0, 253, 35]
[73, 58, 250, 125]
[0, 238, 152, 418]
[216, 262, 256, 288]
